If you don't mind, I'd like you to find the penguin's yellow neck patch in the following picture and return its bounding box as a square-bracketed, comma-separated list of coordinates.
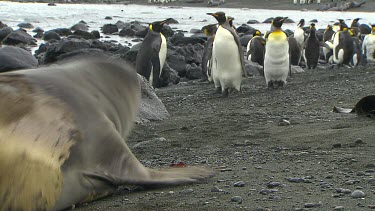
[204, 29, 208, 36]
[268, 30, 287, 41]
[149, 25, 153, 31]
[372, 27, 375, 33]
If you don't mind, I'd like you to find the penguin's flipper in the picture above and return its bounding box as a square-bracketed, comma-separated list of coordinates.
[333, 106, 354, 113]
[320, 41, 332, 49]
[229, 30, 247, 77]
[151, 51, 161, 88]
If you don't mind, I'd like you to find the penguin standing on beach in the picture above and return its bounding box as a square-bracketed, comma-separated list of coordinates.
[362, 24, 375, 64]
[332, 20, 354, 66]
[201, 24, 218, 81]
[288, 37, 302, 66]
[323, 25, 335, 63]
[246, 30, 266, 66]
[304, 23, 320, 69]
[294, 19, 307, 48]
[350, 28, 363, 67]
[264, 17, 290, 88]
[208, 11, 245, 97]
[136, 18, 171, 88]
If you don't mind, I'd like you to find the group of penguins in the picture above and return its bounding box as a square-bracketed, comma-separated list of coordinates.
[135, 12, 375, 97]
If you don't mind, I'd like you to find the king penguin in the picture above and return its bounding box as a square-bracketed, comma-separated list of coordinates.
[246, 30, 266, 66]
[208, 12, 245, 97]
[304, 23, 320, 69]
[201, 23, 218, 81]
[323, 25, 334, 63]
[362, 24, 375, 64]
[332, 20, 354, 66]
[264, 17, 290, 88]
[294, 19, 307, 48]
[350, 28, 363, 67]
[136, 18, 171, 88]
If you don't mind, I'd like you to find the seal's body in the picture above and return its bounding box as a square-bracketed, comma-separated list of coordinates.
[0, 59, 213, 211]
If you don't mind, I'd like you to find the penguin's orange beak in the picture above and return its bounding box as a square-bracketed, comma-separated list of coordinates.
[207, 13, 218, 17]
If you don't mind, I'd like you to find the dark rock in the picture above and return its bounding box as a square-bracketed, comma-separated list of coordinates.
[170, 33, 205, 46]
[0, 21, 8, 29]
[17, 22, 34, 29]
[48, 3, 56, 6]
[0, 46, 38, 72]
[310, 19, 318, 23]
[175, 43, 204, 64]
[190, 28, 202, 33]
[245, 61, 263, 76]
[89, 39, 110, 51]
[32, 27, 44, 33]
[55, 48, 112, 63]
[50, 28, 72, 37]
[71, 23, 89, 31]
[247, 20, 259, 24]
[0, 27, 13, 41]
[135, 27, 148, 38]
[121, 43, 142, 64]
[73, 30, 96, 40]
[2, 30, 36, 45]
[102, 24, 118, 35]
[161, 25, 174, 38]
[240, 34, 252, 47]
[185, 63, 202, 80]
[166, 51, 186, 75]
[115, 20, 129, 29]
[79, 20, 87, 24]
[166, 18, 179, 24]
[91, 30, 100, 39]
[284, 29, 294, 37]
[236, 24, 256, 34]
[119, 28, 135, 37]
[160, 62, 180, 87]
[136, 74, 170, 123]
[284, 18, 295, 23]
[105, 16, 112, 20]
[40, 38, 91, 64]
[43, 31, 61, 41]
[263, 17, 274, 23]
[33, 31, 44, 39]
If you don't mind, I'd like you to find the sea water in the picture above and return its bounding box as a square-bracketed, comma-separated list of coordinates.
[0, 1, 374, 46]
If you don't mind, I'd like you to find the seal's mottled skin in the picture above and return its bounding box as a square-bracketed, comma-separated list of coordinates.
[0, 59, 214, 211]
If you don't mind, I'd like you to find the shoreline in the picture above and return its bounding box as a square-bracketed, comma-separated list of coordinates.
[6, 0, 375, 12]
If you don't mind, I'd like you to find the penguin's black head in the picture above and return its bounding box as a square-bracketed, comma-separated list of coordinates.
[272, 17, 288, 28]
[338, 19, 345, 24]
[326, 25, 332, 31]
[207, 12, 226, 25]
[353, 18, 361, 23]
[253, 30, 261, 36]
[310, 23, 316, 32]
[339, 22, 349, 32]
[297, 19, 305, 27]
[371, 24, 375, 32]
[228, 16, 234, 27]
[149, 18, 172, 33]
[202, 24, 218, 36]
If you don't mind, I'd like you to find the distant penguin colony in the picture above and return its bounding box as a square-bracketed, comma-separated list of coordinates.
[134, 11, 374, 93]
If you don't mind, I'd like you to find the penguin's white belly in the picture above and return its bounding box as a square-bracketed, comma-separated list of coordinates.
[212, 27, 242, 91]
[294, 28, 305, 46]
[332, 32, 344, 64]
[363, 35, 375, 63]
[149, 34, 167, 85]
[264, 41, 289, 84]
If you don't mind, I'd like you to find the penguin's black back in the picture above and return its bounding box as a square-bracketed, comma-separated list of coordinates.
[305, 30, 320, 69]
[248, 37, 265, 66]
[288, 37, 302, 66]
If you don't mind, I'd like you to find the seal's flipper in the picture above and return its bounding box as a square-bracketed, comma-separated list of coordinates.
[84, 166, 215, 187]
[333, 106, 354, 113]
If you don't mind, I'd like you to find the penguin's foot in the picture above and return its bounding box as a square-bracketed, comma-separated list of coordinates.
[214, 87, 222, 94]
[221, 88, 229, 98]
[277, 80, 285, 87]
[267, 81, 275, 89]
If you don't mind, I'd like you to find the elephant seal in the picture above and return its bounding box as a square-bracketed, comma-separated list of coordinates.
[0, 59, 214, 211]
[333, 95, 375, 118]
